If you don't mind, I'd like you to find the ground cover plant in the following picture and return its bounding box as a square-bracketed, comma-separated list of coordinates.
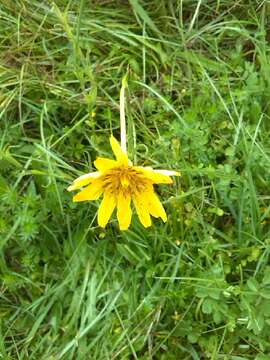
[1, 0, 270, 359]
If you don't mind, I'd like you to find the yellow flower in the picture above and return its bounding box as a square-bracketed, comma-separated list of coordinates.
[68, 136, 180, 230]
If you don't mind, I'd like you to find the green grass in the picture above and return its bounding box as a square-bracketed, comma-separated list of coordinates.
[1, 0, 270, 358]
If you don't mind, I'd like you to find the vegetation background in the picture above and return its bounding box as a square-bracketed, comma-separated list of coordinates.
[1, 0, 270, 359]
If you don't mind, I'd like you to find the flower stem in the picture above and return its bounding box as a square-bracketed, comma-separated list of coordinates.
[120, 73, 128, 153]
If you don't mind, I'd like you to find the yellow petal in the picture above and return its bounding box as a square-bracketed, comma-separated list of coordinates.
[94, 157, 117, 172]
[110, 135, 129, 165]
[133, 194, 151, 228]
[134, 166, 173, 184]
[146, 190, 167, 222]
[134, 167, 178, 184]
[98, 192, 116, 228]
[154, 169, 181, 176]
[117, 192, 132, 230]
[73, 181, 102, 202]
[67, 172, 100, 191]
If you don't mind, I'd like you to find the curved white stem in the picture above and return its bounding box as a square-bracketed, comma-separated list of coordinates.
[120, 74, 128, 153]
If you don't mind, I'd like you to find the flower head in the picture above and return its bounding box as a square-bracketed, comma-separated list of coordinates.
[68, 136, 180, 230]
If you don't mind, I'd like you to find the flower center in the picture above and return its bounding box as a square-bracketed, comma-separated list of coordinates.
[101, 166, 148, 195]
